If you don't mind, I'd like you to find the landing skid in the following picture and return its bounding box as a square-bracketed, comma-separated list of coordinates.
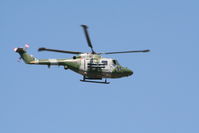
[80, 77, 110, 84]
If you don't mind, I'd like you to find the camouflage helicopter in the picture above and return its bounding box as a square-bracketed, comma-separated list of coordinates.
[14, 25, 150, 84]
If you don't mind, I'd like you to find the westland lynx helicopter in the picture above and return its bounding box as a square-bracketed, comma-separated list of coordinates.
[14, 25, 150, 84]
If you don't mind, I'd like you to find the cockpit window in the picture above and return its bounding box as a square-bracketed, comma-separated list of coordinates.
[102, 60, 108, 65]
[112, 60, 119, 65]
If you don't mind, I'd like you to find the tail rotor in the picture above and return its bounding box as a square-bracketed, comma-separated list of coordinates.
[24, 44, 30, 50]
[14, 44, 30, 62]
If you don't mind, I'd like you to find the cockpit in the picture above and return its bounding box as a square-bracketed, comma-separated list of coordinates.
[112, 59, 120, 65]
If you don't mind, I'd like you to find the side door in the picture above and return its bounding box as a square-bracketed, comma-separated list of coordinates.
[80, 58, 86, 71]
[101, 59, 109, 72]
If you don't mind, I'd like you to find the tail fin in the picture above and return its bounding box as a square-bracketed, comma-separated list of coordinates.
[14, 47, 37, 64]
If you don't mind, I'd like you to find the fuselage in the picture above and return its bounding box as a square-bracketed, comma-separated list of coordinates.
[66, 53, 133, 79]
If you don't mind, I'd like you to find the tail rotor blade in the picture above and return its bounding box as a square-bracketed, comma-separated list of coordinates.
[17, 57, 22, 62]
[24, 44, 30, 49]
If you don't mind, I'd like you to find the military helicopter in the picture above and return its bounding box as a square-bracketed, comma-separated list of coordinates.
[14, 25, 150, 84]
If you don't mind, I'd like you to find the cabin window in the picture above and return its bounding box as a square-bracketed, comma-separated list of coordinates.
[102, 60, 108, 65]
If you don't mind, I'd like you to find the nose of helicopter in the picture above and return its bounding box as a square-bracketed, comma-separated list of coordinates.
[126, 69, 133, 76]
[112, 67, 133, 78]
[123, 68, 133, 76]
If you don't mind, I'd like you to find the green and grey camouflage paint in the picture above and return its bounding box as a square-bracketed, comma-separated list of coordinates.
[14, 48, 133, 79]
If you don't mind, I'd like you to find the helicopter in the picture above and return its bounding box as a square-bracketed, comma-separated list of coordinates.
[14, 25, 150, 84]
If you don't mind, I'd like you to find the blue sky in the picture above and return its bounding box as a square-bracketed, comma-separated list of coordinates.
[1, 0, 199, 133]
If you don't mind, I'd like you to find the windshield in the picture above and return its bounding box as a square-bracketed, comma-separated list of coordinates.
[112, 60, 120, 65]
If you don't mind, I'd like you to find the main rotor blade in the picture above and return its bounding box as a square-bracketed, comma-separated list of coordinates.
[38, 47, 82, 54]
[99, 49, 150, 55]
[81, 25, 95, 53]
